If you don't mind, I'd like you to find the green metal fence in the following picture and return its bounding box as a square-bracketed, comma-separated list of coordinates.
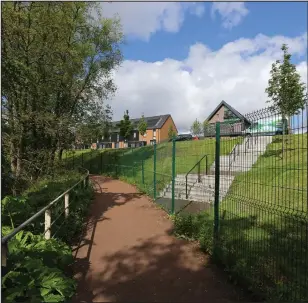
[62, 105, 307, 302]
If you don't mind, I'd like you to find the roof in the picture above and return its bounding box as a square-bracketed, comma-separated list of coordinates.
[112, 114, 172, 131]
[206, 100, 250, 124]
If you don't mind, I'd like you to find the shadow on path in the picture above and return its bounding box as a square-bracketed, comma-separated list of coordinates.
[72, 176, 254, 303]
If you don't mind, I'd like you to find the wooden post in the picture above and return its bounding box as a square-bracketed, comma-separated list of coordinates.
[1, 242, 8, 267]
[45, 209, 51, 239]
[64, 193, 69, 218]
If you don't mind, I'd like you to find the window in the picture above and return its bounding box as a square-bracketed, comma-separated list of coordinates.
[144, 132, 147, 137]
[134, 132, 136, 139]
[153, 129, 156, 138]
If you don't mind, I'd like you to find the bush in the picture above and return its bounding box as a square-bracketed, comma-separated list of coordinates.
[1, 171, 94, 303]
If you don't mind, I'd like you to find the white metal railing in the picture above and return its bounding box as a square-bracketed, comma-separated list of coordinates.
[1, 168, 90, 268]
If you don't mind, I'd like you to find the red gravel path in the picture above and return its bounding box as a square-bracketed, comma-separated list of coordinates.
[72, 175, 248, 303]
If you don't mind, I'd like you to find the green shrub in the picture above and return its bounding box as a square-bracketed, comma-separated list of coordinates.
[2, 172, 94, 303]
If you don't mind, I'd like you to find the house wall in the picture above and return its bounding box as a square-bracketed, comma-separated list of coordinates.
[140, 129, 154, 145]
[208, 105, 225, 124]
[158, 116, 178, 142]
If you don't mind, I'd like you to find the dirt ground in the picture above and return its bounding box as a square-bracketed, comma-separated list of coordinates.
[72, 175, 250, 303]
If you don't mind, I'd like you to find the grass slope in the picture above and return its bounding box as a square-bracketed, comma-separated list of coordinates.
[174, 134, 308, 302]
[63, 138, 241, 196]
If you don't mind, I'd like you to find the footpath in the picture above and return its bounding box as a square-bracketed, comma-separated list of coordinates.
[72, 175, 248, 303]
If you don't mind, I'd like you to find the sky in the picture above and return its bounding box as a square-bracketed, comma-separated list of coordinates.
[101, 1, 308, 133]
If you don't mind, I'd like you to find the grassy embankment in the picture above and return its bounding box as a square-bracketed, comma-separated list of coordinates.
[174, 134, 308, 302]
[62, 137, 241, 196]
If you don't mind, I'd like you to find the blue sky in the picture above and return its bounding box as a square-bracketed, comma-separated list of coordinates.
[101, 2, 307, 132]
[122, 2, 307, 63]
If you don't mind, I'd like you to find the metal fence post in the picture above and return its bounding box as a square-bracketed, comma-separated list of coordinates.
[141, 160, 145, 184]
[153, 143, 157, 199]
[214, 122, 221, 253]
[81, 153, 84, 167]
[171, 138, 176, 214]
[100, 152, 103, 174]
[72, 154, 75, 170]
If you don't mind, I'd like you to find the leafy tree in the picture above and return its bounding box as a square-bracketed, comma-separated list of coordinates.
[1, 2, 123, 193]
[138, 114, 148, 137]
[203, 120, 211, 136]
[265, 43, 307, 155]
[190, 119, 202, 137]
[168, 125, 177, 140]
[119, 110, 133, 141]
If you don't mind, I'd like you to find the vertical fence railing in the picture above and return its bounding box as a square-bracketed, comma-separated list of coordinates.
[71, 104, 307, 302]
[153, 143, 157, 199]
[213, 122, 220, 254]
[171, 138, 176, 214]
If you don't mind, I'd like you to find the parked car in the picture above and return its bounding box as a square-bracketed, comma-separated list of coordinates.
[169, 134, 193, 142]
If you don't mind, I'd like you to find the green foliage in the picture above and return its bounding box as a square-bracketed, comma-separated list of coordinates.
[1, 2, 123, 192]
[190, 119, 202, 137]
[266, 44, 307, 116]
[2, 230, 76, 303]
[119, 110, 133, 140]
[1, 172, 94, 302]
[168, 125, 176, 140]
[138, 114, 148, 136]
[203, 120, 211, 136]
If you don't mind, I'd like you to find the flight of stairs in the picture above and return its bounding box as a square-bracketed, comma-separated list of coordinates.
[159, 174, 234, 203]
[159, 135, 273, 203]
[210, 135, 273, 174]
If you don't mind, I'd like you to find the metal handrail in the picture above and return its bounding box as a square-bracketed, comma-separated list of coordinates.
[1, 167, 90, 245]
[229, 143, 239, 170]
[244, 134, 252, 153]
[185, 154, 208, 199]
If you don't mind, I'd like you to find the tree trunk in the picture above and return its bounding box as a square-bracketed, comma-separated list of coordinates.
[58, 148, 64, 161]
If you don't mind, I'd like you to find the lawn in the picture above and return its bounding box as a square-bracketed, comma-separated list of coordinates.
[60, 138, 242, 196]
[174, 134, 308, 302]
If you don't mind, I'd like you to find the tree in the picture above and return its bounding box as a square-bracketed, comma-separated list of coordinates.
[119, 110, 133, 141]
[203, 120, 211, 136]
[265, 43, 307, 155]
[138, 114, 147, 137]
[168, 125, 176, 140]
[1, 2, 123, 194]
[190, 119, 202, 137]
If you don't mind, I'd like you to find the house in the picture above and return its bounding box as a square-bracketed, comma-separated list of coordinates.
[100, 114, 178, 149]
[204, 100, 251, 137]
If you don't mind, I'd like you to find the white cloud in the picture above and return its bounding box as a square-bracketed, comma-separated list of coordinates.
[211, 2, 249, 29]
[100, 2, 205, 41]
[109, 33, 307, 132]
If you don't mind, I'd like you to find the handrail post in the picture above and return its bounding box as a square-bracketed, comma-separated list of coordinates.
[205, 155, 208, 175]
[45, 209, 51, 240]
[2, 242, 8, 269]
[198, 161, 201, 183]
[64, 193, 69, 218]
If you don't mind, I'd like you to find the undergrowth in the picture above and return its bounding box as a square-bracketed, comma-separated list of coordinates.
[1, 170, 94, 303]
